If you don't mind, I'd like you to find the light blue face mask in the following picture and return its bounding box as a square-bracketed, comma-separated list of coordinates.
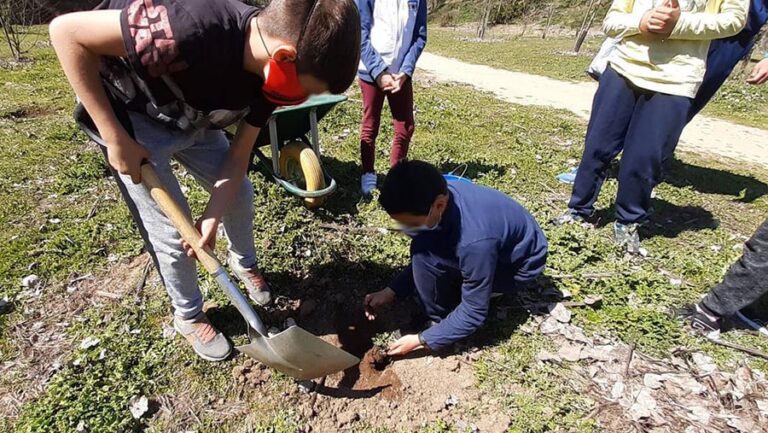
[400, 207, 441, 237]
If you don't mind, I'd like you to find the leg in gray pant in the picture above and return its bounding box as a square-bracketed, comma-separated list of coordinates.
[702, 218, 768, 318]
[110, 112, 258, 320]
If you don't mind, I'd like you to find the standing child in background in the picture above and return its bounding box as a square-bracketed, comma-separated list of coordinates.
[559, 0, 766, 184]
[356, 0, 428, 196]
[554, 0, 749, 254]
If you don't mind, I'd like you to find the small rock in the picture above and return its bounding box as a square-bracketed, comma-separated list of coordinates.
[445, 394, 460, 409]
[297, 380, 315, 394]
[22, 274, 40, 289]
[75, 420, 87, 432]
[129, 395, 149, 419]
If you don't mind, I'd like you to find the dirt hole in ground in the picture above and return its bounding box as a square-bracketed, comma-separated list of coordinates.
[330, 309, 402, 400]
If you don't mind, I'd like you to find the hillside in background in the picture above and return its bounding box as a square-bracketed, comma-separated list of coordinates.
[428, 0, 610, 29]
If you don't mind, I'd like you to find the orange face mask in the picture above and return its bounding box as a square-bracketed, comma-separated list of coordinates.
[256, 19, 309, 106]
[261, 57, 308, 106]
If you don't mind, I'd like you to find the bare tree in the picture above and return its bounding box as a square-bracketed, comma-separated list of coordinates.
[0, 0, 48, 61]
[542, 2, 555, 39]
[573, 0, 599, 53]
[476, 0, 494, 40]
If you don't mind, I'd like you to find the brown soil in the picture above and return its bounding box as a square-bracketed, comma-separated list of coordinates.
[369, 346, 391, 371]
[240, 300, 510, 432]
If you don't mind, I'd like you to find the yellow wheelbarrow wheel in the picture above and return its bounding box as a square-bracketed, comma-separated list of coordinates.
[279, 141, 327, 209]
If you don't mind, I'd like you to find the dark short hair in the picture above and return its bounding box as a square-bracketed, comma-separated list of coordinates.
[261, 0, 361, 94]
[380, 160, 448, 216]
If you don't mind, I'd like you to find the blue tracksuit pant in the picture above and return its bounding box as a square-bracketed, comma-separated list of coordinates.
[569, 66, 692, 224]
[410, 248, 523, 324]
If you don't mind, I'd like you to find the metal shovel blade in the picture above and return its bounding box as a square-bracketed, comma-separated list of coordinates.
[238, 325, 360, 380]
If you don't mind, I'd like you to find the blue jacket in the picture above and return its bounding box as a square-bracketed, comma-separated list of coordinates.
[356, 0, 428, 82]
[390, 180, 548, 349]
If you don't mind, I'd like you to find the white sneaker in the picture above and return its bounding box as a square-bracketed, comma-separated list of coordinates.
[361, 172, 377, 196]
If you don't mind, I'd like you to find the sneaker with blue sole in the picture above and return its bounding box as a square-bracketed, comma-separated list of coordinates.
[555, 167, 578, 185]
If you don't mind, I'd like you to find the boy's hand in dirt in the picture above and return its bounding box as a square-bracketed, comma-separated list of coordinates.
[747, 59, 768, 85]
[390, 73, 410, 93]
[182, 216, 220, 259]
[364, 287, 396, 321]
[376, 73, 397, 92]
[387, 334, 423, 356]
[106, 134, 150, 184]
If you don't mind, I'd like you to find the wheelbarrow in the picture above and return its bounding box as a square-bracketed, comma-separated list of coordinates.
[250, 94, 347, 209]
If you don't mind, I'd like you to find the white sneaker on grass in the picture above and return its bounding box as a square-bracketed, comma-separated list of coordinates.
[361, 172, 377, 196]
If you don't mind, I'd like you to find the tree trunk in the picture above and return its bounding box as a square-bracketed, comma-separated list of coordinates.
[542, 3, 554, 39]
[476, 0, 493, 40]
[574, 0, 598, 53]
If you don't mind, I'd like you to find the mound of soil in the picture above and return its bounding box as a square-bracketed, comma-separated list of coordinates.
[227, 286, 509, 431]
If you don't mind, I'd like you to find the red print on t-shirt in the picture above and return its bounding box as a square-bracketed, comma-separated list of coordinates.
[126, 0, 188, 77]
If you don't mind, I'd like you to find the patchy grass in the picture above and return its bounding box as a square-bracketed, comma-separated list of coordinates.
[428, 27, 768, 129]
[3, 32, 768, 432]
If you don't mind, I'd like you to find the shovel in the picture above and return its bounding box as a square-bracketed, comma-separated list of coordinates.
[140, 164, 359, 379]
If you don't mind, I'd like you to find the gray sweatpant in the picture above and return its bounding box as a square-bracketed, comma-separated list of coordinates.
[106, 112, 257, 320]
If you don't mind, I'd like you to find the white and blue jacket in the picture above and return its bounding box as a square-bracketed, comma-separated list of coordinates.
[356, 0, 428, 83]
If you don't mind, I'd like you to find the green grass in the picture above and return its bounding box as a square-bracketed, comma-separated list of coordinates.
[3, 30, 768, 433]
[427, 27, 768, 129]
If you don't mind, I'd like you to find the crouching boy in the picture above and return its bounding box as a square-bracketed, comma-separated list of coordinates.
[364, 161, 548, 355]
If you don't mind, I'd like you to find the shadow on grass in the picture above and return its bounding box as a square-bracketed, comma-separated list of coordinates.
[664, 158, 768, 203]
[591, 199, 717, 240]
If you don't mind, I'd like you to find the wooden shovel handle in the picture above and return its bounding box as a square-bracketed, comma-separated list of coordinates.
[140, 164, 222, 274]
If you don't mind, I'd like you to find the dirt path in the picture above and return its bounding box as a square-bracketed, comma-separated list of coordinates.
[418, 52, 768, 168]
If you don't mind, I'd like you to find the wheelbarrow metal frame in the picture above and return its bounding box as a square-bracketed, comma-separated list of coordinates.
[252, 95, 346, 200]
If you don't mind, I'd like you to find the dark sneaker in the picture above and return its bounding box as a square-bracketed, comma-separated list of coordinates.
[552, 209, 586, 226]
[614, 222, 641, 255]
[228, 256, 272, 306]
[174, 312, 232, 361]
[675, 303, 721, 333]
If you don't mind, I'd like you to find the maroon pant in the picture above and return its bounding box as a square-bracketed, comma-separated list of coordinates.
[359, 78, 415, 173]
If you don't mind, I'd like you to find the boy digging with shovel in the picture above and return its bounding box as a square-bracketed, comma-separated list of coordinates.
[50, 0, 360, 361]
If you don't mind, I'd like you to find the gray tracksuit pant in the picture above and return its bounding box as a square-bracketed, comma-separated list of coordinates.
[702, 218, 768, 318]
[103, 112, 258, 320]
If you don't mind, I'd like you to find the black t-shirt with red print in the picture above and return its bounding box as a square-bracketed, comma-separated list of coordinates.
[97, 0, 275, 129]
